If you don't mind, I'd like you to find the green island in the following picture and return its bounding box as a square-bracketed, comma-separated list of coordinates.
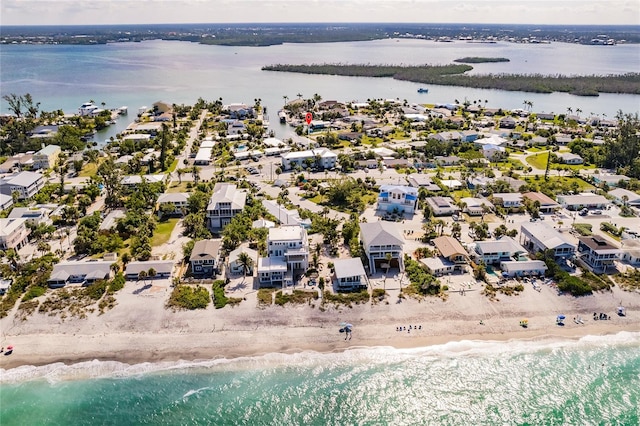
[262, 63, 640, 96]
[454, 57, 510, 63]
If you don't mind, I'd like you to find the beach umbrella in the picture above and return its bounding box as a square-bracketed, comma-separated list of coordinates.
[6, 345, 13, 351]
[557, 315, 566, 320]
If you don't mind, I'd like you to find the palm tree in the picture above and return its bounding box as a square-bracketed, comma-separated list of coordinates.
[296, 93, 303, 100]
[138, 270, 148, 285]
[237, 252, 253, 282]
[176, 168, 184, 184]
[283, 95, 289, 106]
[147, 268, 157, 281]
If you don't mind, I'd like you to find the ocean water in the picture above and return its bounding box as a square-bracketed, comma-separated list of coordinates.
[2, 332, 639, 425]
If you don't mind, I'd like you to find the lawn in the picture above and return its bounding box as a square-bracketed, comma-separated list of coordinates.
[152, 218, 179, 247]
[525, 152, 549, 169]
[78, 162, 99, 178]
[526, 147, 546, 153]
[166, 182, 191, 193]
[167, 158, 179, 172]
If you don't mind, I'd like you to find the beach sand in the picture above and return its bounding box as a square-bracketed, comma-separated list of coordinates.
[1, 278, 638, 372]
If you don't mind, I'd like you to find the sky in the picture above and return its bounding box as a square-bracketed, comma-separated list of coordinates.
[1, 0, 639, 26]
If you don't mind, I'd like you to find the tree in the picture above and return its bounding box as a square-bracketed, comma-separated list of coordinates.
[138, 270, 148, 285]
[147, 268, 157, 281]
[97, 157, 123, 208]
[237, 252, 253, 281]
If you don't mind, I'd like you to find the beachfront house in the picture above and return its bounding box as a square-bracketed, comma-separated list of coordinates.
[189, 239, 222, 277]
[228, 245, 259, 276]
[0, 218, 30, 250]
[47, 261, 115, 288]
[519, 222, 576, 259]
[420, 257, 455, 276]
[621, 240, 640, 267]
[333, 258, 368, 291]
[360, 221, 404, 275]
[472, 236, 527, 265]
[0, 171, 45, 200]
[267, 226, 309, 272]
[377, 185, 418, 214]
[432, 236, 469, 272]
[499, 260, 548, 278]
[125, 261, 174, 281]
[257, 257, 288, 287]
[577, 236, 621, 273]
[206, 183, 247, 231]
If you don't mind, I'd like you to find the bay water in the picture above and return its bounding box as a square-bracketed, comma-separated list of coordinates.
[1, 332, 639, 425]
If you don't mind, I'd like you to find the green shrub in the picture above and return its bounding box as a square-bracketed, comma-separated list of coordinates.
[372, 288, 386, 299]
[275, 290, 318, 305]
[108, 273, 125, 293]
[557, 276, 592, 296]
[573, 223, 592, 236]
[211, 282, 229, 309]
[168, 285, 210, 310]
[84, 280, 109, 300]
[323, 289, 370, 305]
[22, 286, 46, 302]
[257, 288, 274, 305]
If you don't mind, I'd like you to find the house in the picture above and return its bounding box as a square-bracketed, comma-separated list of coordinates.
[421, 257, 455, 276]
[481, 144, 506, 161]
[120, 174, 167, 187]
[226, 103, 254, 119]
[459, 130, 479, 142]
[227, 120, 246, 135]
[262, 199, 311, 228]
[608, 188, 640, 206]
[498, 177, 527, 192]
[439, 179, 462, 190]
[467, 176, 494, 190]
[194, 146, 213, 165]
[32, 144, 61, 170]
[0, 218, 30, 250]
[266, 226, 309, 272]
[620, 239, 640, 266]
[257, 257, 289, 287]
[157, 192, 189, 216]
[333, 258, 368, 291]
[206, 183, 247, 231]
[492, 193, 523, 208]
[536, 112, 555, 120]
[429, 131, 462, 143]
[125, 261, 174, 280]
[499, 260, 547, 277]
[520, 222, 576, 259]
[189, 239, 222, 277]
[0, 171, 45, 200]
[473, 236, 527, 265]
[0, 193, 13, 211]
[434, 155, 461, 166]
[460, 197, 494, 216]
[558, 153, 584, 165]
[252, 218, 276, 229]
[556, 194, 609, 211]
[360, 221, 404, 274]
[280, 148, 338, 171]
[592, 174, 631, 188]
[29, 125, 59, 139]
[152, 101, 173, 114]
[99, 209, 126, 231]
[47, 261, 115, 288]
[407, 174, 441, 191]
[78, 102, 103, 117]
[122, 133, 152, 144]
[433, 236, 468, 272]
[577, 236, 621, 273]
[425, 196, 459, 216]
[228, 245, 259, 276]
[499, 116, 517, 128]
[7, 207, 52, 226]
[377, 185, 418, 214]
[522, 192, 561, 213]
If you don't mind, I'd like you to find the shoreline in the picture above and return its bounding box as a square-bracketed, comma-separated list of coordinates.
[1, 316, 637, 375]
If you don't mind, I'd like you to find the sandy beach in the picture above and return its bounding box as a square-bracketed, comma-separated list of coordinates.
[1, 276, 638, 373]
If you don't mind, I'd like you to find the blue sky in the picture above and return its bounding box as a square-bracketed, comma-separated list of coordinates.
[1, 0, 638, 26]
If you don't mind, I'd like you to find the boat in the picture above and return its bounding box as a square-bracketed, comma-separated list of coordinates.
[417, 88, 429, 94]
[278, 110, 287, 124]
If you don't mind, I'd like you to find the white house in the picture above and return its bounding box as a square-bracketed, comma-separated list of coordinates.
[157, 192, 189, 216]
[206, 183, 247, 231]
[47, 261, 115, 288]
[267, 226, 310, 271]
[460, 197, 494, 216]
[0, 171, 45, 200]
[280, 148, 338, 171]
[556, 194, 609, 211]
[473, 236, 527, 265]
[558, 153, 584, 165]
[194, 147, 213, 165]
[125, 261, 174, 281]
[522, 192, 561, 213]
[608, 188, 640, 207]
[499, 260, 548, 277]
[333, 258, 368, 291]
[481, 144, 506, 161]
[228, 245, 259, 276]
[520, 222, 576, 259]
[7, 207, 52, 226]
[0, 217, 30, 250]
[262, 199, 311, 228]
[621, 239, 640, 266]
[257, 257, 288, 287]
[425, 196, 459, 216]
[360, 221, 404, 274]
[377, 185, 418, 214]
[421, 257, 455, 276]
[492, 193, 523, 208]
[0, 194, 13, 211]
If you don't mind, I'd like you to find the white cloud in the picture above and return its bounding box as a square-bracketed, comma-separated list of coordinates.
[1, 0, 637, 25]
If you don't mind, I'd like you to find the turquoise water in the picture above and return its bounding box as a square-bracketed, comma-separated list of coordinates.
[2, 333, 639, 425]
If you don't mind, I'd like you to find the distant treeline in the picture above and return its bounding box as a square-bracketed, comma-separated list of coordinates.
[262, 64, 640, 96]
[453, 57, 510, 63]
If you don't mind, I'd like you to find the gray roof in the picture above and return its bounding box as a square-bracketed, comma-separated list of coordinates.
[360, 222, 404, 248]
[157, 192, 189, 203]
[475, 236, 526, 255]
[48, 261, 114, 281]
[125, 261, 174, 276]
[207, 183, 247, 211]
[333, 258, 367, 279]
[4, 171, 42, 187]
[521, 222, 575, 250]
[190, 239, 221, 262]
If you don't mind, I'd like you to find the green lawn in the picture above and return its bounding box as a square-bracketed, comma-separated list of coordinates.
[78, 162, 99, 178]
[166, 182, 191, 193]
[167, 158, 179, 172]
[525, 152, 549, 169]
[152, 218, 179, 247]
[526, 147, 546, 153]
